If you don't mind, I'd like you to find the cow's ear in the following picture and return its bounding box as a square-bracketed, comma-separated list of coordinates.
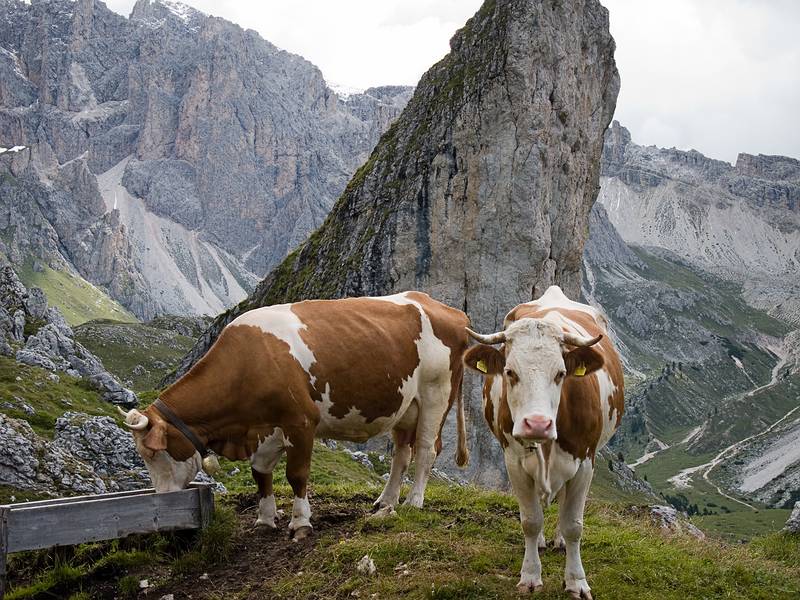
[464, 344, 505, 375]
[143, 419, 168, 452]
[564, 346, 604, 378]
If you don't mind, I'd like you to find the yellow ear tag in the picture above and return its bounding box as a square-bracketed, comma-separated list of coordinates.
[476, 359, 488, 373]
[574, 363, 587, 377]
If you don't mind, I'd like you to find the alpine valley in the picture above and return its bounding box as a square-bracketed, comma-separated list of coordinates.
[1, 0, 799, 549]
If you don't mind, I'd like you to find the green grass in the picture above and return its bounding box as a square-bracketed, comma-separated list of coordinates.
[74, 320, 197, 392]
[0, 355, 115, 438]
[263, 484, 800, 599]
[16, 259, 136, 326]
[5, 446, 799, 599]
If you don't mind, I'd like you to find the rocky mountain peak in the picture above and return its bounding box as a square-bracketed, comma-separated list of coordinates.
[173, 0, 619, 484]
[0, 0, 412, 319]
[734, 152, 800, 185]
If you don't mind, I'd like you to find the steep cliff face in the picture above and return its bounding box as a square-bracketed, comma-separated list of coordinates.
[0, 0, 411, 319]
[598, 121, 800, 324]
[175, 0, 619, 484]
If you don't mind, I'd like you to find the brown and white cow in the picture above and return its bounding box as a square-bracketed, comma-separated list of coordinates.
[464, 286, 623, 598]
[118, 292, 469, 539]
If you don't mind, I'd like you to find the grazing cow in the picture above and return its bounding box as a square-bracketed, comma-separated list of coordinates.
[464, 286, 623, 598]
[119, 292, 469, 539]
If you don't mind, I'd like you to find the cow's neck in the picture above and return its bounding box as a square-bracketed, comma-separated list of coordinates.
[158, 356, 254, 459]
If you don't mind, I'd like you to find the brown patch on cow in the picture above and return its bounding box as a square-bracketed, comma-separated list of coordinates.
[291, 298, 423, 422]
[464, 344, 505, 375]
[148, 324, 321, 463]
[405, 291, 471, 464]
[500, 304, 625, 461]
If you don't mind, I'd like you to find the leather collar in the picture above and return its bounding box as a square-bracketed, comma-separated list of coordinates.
[153, 398, 208, 458]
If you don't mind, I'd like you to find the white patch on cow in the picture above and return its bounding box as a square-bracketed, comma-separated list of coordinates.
[133, 436, 202, 493]
[232, 304, 318, 386]
[290, 495, 312, 530]
[251, 428, 288, 474]
[256, 495, 277, 528]
[524, 285, 604, 325]
[595, 368, 619, 446]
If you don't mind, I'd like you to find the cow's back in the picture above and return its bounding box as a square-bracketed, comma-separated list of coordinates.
[227, 292, 468, 440]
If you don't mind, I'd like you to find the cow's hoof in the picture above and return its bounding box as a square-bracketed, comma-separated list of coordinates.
[369, 505, 397, 519]
[403, 495, 424, 508]
[515, 580, 543, 594]
[564, 579, 592, 599]
[289, 525, 313, 542]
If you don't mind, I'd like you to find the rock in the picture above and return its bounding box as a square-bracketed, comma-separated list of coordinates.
[0, 0, 411, 319]
[631, 505, 706, 540]
[784, 502, 800, 533]
[12, 309, 25, 341]
[355, 554, 377, 577]
[17, 322, 138, 406]
[171, 0, 619, 486]
[25, 287, 49, 321]
[343, 449, 373, 471]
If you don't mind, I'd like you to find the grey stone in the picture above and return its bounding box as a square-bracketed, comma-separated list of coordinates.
[784, 502, 800, 533]
[172, 0, 619, 486]
[0, 0, 412, 320]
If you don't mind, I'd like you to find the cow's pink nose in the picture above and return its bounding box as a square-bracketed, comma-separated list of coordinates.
[520, 415, 554, 440]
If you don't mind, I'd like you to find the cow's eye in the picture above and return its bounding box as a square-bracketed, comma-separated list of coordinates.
[505, 369, 519, 384]
[554, 370, 566, 384]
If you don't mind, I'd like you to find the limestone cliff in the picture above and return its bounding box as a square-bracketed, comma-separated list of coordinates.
[0, 0, 411, 318]
[174, 0, 619, 484]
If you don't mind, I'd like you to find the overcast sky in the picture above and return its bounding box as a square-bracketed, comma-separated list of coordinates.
[106, 0, 800, 164]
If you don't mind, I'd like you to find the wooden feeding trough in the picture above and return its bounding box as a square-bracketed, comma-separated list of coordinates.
[0, 483, 214, 598]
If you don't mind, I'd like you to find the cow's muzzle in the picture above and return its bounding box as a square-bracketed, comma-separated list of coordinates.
[514, 414, 556, 442]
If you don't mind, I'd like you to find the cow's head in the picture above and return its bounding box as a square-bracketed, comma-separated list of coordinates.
[118, 407, 202, 492]
[464, 318, 604, 443]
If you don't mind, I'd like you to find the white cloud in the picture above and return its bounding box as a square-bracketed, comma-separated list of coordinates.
[604, 0, 800, 162]
[105, 0, 799, 162]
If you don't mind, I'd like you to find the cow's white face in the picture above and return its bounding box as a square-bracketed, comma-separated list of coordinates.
[121, 408, 202, 492]
[464, 318, 604, 443]
[502, 320, 568, 441]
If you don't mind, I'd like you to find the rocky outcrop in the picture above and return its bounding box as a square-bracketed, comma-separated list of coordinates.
[0, 261, 137, 406]
[0, 0, 411, 319]
[174, 0, 619, 485]
[785, 502, 800, 533]
[627, 504, 705, 539]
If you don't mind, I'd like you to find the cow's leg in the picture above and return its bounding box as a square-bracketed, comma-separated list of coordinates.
[560, 460, 594, 600]
[403, 381, 450, 508]
[552, 486, 567, 551]
[284, 427, 315, 542]
[373, 427, 413, 512]
[505, 454, 544, 593]
[250, 429, 287, 528]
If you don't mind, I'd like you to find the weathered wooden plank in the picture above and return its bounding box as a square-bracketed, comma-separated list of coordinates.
[197, 485, 214, 528]
[0, 488, 156, 510]
[7, 488, 203, 553]
[1, 506, 8, 600]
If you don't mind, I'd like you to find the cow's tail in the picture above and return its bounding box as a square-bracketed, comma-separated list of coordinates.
[454, 376, 469, 467]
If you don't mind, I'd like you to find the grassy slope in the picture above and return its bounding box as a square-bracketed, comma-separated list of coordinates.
[0, 355, 114, 438]
[16, 259, 136, 326]
[595, 248, 797, 540]
[74, 320, 197, 392]
[7, 449, 799, 600]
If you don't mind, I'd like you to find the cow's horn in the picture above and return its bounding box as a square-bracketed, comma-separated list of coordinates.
[562, 332, 603, 347]
[466, 327, 506, 345]
[119, 407, 149, 430]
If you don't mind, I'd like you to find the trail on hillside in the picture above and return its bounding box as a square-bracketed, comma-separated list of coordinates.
[667, 339, 799, 510]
